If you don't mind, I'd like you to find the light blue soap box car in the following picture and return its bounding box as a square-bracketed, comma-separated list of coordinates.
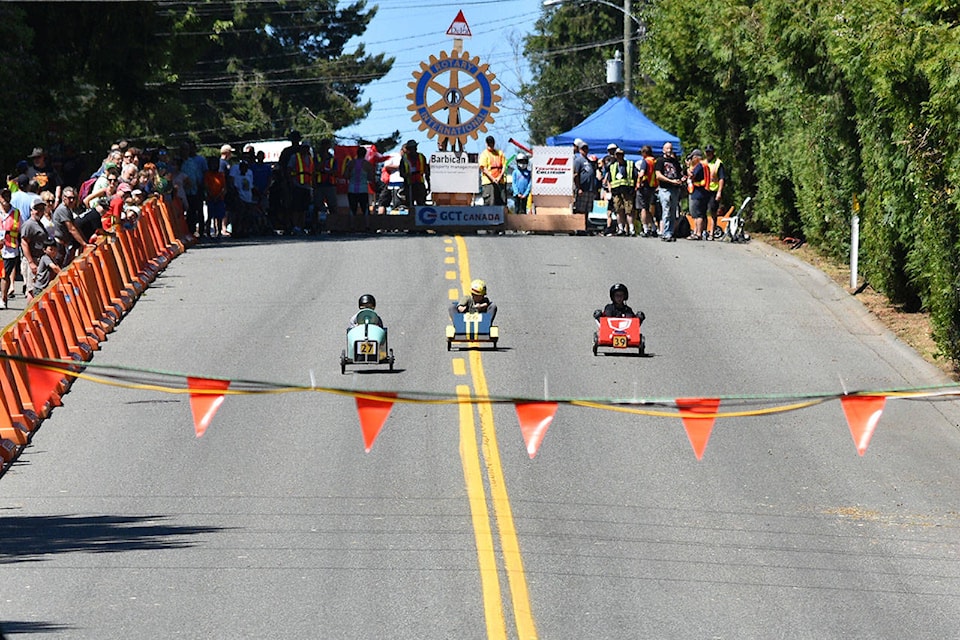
[341, 309, 395, 374]
[446, 311, 499, 351]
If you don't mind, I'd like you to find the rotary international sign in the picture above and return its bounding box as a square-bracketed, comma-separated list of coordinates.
[407, 49, 500, 150]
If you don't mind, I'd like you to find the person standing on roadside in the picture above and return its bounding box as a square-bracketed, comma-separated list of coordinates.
[344, 146, 376, 218]
[637, 145, 659, 237]
[655, 142, 684, 241]
[20, 200, 49, 301]
[52, 186, 92, 265]
[685, 149, 712, 241]
[399, 140, 429, 209]
[603, 148, 639, 236]
[704, 144, 726, 240]
[314, 138, 339, 218]
[478, 136, 507, 206]
[0, 188, 20, 309]
[179, 141, 207, 238]
[573, 140, 598, 215]
[511, 153, 532, 214]
[278, 130, 313, 234]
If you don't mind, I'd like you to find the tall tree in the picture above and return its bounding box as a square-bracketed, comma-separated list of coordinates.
[523, 2, 623, 144]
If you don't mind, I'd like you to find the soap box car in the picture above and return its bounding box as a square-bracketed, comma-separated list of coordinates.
[446, 312, 499, 350]
[341, 309, 395, 373]
[593, 315, 645, 356]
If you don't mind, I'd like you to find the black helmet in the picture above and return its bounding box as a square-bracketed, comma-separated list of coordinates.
[609, 283, 629, 302]
[358, 294, 376, 309]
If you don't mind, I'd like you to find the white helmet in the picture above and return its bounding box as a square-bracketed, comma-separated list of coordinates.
[516, 153, 528, 164]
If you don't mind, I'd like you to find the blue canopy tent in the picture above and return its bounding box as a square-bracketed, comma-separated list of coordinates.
[546, 97, 681, 159]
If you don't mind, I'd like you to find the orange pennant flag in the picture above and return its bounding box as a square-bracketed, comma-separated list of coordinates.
[675, 397, 721, 460]
[187, 377, 231, 437]
[25, 361, 67, 412]
[840, 395, 885, 456]
[515, 402, 558, 459]
[356, 392, 397, 452]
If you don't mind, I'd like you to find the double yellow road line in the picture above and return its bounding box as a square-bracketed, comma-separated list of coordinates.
[446, 236, 537, 639]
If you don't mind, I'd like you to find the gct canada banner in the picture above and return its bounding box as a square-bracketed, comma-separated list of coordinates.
[414, 206, 505, 227]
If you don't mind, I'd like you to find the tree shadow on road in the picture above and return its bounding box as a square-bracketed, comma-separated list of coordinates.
[0, 514, 226, 564]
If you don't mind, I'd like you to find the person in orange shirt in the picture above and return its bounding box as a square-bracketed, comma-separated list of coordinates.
[478, 136, 506, 206]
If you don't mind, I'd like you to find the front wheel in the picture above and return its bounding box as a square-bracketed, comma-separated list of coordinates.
[447, 339, 452, 351]
[389, 349, 395, 371]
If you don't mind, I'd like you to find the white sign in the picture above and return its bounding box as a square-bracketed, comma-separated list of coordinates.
[531, 145, 574, 196]
[414, 205, 504, 227]
[429, 151, 479, 194]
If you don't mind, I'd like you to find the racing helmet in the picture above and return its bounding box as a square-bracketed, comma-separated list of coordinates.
[358, 293, 376, 309]
[470, 279, 487, 296]
[609, 283, 629, 302]
[516, 153, 528, 165]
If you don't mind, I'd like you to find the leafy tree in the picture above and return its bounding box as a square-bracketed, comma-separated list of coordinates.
[523, 2, 624, 144]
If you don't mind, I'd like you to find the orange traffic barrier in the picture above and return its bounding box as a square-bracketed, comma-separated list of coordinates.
[0, 194, 197, 474]
[0, 336, 40, 431]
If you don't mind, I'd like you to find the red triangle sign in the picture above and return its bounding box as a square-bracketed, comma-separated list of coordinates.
[187, 377, 231, 438]
[840, 395, 885, 456]
[675, 397, 721, 461]
[515, 402, 558, 459]
[446, 10, 472, 37]
[356, 393, 397, 453]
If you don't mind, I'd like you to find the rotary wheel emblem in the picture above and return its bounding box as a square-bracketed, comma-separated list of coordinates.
[407, 50, 501, 150]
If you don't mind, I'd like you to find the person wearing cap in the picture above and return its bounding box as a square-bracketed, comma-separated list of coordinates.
[655, 142, 685, 241]
[32, 239, 62, 299]
[511, 153, 532, 214]
[399, 139, 429, 209]
[603, 148, 640, 236]
[25, 147, 62, 204]
[686, 148, 712, 241]
[479, 136, 507, 206]
[277, 130, 313, 234]
[573, 140, 598, 215]
[598, 143, 619, 234]
[0, 188, 19, 309]
[704, 145, 726, 240]
[20, 199, 49, 300]
[52, 186, 92, 266]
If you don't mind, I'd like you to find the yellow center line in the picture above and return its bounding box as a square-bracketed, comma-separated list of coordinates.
[458, 384, 508, 639]
[454, 234, 538, 639]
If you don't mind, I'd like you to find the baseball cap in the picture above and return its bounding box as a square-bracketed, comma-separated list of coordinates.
[573, 138, 585, 148]
[704, 144, 715, 152]
[220, 144, 234, 154]
[404, 139, 418, 148]
[614, 147, 625, 154]
[690, 148, 703, 158]
[607, 143, 617, 151]
[117, 182, 132, 194]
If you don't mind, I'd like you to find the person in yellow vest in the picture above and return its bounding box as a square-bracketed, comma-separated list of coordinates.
[399, 140, 429, 209]
[602, 148, 640, 236]
[478, 136, 506, 206]
[278, 130, 314, 234]
[686, 149, 712, 241]
[704, 144, 726, 240]
[636, 145, 659, 237]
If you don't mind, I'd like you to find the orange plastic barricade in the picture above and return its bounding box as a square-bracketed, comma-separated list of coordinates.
[0, 386, 31, 445]
[100, 240, 138, 309]
[3, 328, 58, 419]
[154, 198, 187, 254]
[0, 336, 40, 431]
[45, 286, 93, 362]
[82, 249, 127, 323]
[113, 232, 146, 295]
[19, 312, 69, 402]
[59, 273, 104, 348]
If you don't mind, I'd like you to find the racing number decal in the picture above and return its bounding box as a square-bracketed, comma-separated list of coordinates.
[357, 341, 376, 355]
[612, 335, 628, 348]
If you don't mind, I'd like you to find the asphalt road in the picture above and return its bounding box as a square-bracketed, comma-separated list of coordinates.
[1, 232, 959, 639]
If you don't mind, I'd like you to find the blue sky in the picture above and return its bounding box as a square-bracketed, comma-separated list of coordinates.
[338, 0, 544, 154]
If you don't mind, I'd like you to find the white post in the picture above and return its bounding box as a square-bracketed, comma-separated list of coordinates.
[850, 215, 860, 290]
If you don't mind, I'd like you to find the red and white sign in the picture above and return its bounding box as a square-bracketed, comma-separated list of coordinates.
[531, 146, 573, 196]
[446, 10, 472, 37]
